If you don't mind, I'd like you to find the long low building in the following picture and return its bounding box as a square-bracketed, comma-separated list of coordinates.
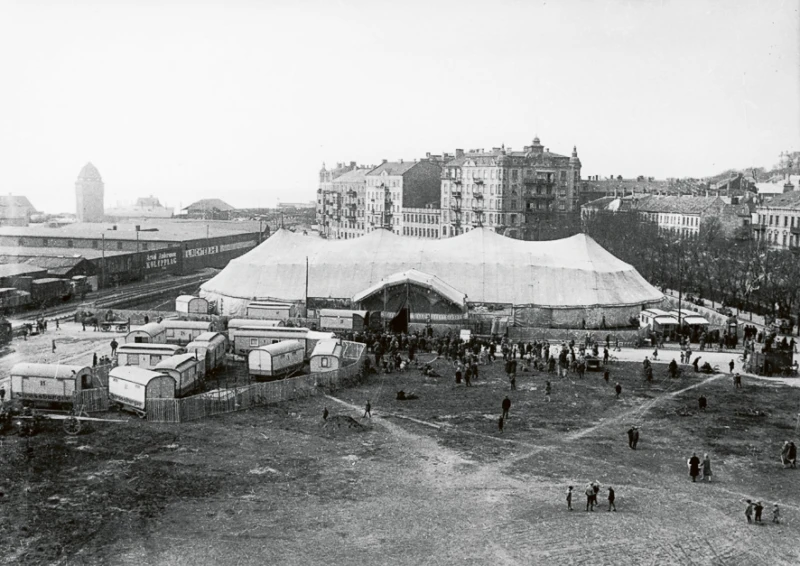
[200, 228, 665, 329]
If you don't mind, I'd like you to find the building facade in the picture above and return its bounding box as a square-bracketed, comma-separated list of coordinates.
[320, 167, 372, 239]
[440, 137, 581, 239]
[632, 195, 729, 238]
[365, 160, 441, 235]
[75, 162, 105, 223]
[402, 206, 441, 238]
[753, 189, 800, 249]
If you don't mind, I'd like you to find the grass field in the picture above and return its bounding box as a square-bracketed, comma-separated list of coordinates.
[1, 352, 799, 565]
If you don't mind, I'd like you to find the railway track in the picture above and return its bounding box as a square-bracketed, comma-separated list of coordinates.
[19, 270, 216, 320]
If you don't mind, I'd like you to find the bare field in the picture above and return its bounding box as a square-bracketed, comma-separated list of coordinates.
[1, 336, 800, 565]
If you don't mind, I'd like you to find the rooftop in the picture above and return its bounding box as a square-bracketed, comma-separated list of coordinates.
[760, 190, 800, 210]
[0, 263, 47, 278]
[632, 195, 723, 214]
[0, 220, 263, 242]
[183, 198, 236, 212]
[332, 168, 375, 183]
[367, 161, 420, 176]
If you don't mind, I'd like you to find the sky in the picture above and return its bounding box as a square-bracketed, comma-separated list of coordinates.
[1, 0, 798, 214]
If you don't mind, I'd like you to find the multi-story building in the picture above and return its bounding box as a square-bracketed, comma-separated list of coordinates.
[402, 206, 441, 238]
[317, 162, 357, 238]
[324, 167, 373, 239]
[632, 195, 728, 238]
[440, 137, 581, 239]
[753, 188, 800, 249]
[365, 160, 441, 235]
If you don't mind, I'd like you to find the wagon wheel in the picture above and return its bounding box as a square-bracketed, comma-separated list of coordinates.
[63, 417, 82, 436]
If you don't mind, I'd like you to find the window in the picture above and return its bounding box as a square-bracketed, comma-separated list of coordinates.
[151, 355, 160, 366]
[128, 355, 139, 366]
[68, 240, 74, 247]
[321, 357, 330, 368]
[250, 338, 258, 347]
[42, 238, 48, 246]
[117, 242, 123, 250]
[92, 240, 98, 249]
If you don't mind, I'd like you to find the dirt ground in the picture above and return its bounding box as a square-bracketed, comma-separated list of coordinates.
[1, 333, 800, 565]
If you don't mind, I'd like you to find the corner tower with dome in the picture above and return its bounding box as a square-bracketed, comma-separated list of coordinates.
[75, 162, 105, 222]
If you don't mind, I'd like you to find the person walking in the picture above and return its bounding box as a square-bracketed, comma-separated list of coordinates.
[566, 486, 573, 511]
[787, 441, 797, 468]
[615, 382, 622, 399]
[501, 396, 511, 420]
[498, 414, 504, 433]
[110, 338, 118, 356]
[729, 359, 735, 373]
[627, 427, 635, 449]
[322, 407, 329, 421]
[92, 352, 98, 367]
[702, 454, 712, 482]
[632, 427, 639, 449]
[544, 381, 551, 402]
[745, 500, 754, 524]
[692, 357, 700, 373]
[607, 487, 616, 512]
[51, 339, 56, 353]
[603, 368, 610, 383]
[688, 452, 701, 482]
[772, 503, 781, 524]
[362, 400, 371, 419]
[780, 441, 791, 468]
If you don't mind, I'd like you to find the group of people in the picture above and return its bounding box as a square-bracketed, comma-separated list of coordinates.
[566, 482, 616, 512]
[744, 500, 780, 524]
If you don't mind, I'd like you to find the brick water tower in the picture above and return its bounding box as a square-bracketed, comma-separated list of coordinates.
[75, 162, 105, 222]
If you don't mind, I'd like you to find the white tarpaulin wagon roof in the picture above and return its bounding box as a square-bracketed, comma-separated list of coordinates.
[200, 228, 663, 308]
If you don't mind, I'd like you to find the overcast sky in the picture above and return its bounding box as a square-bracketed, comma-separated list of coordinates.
[1, 0, 798, 214]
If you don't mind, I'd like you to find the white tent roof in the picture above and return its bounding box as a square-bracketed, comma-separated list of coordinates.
[200, 228, 663, 308]
[352, 269, 466, 306]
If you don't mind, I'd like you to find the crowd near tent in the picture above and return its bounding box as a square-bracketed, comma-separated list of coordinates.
[200, 228, 665, 328]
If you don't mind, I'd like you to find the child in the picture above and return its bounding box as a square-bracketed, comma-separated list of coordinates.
[566, 486, 573, 511]
[772, 503, 780, 524]
[607, 487, 616, 512]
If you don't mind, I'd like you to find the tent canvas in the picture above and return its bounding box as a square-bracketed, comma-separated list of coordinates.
[201, 228, 664, 317]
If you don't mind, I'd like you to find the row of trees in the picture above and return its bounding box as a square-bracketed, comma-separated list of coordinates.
[583, 211, 800, 325]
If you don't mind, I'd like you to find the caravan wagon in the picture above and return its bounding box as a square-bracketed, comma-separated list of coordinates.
[154, 353, 202, 397]
[185, 331, 228, 373]
[125, 322, 167, 344]
[309, 339, 343, 373]
[162, 320, 215, 346]
[318, 309, 368, 332]
[108, 366, 176, 416]
[7, 363, 94, 405]
[115, 343, 187, 370]
[245, 301, 295, 321]
[175, 295, 209, 315]
[248, 340, 305, 380]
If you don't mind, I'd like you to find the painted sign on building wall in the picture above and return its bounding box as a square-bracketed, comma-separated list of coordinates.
[145, 250, 178, 270]
[185, 240, 255, 258]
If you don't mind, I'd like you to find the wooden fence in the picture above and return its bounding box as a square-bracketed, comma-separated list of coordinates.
[147, 342, 366, 423]
[73, 388, 109, 413]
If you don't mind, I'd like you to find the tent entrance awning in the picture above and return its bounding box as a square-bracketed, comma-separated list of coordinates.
[352, 269, 466, 308]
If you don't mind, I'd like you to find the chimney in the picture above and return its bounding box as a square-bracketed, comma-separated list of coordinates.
[400, 159, 403, 164]
[350, 161, 356, 168]
[382, 159, 387, 164]
[455, 149, 464, 158]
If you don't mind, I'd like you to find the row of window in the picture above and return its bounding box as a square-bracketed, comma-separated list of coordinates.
[402, 227, 439, 238]
[17, 238, 148, 251]
[759, 213, 800, 228]
[403, 214, 439, 224]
